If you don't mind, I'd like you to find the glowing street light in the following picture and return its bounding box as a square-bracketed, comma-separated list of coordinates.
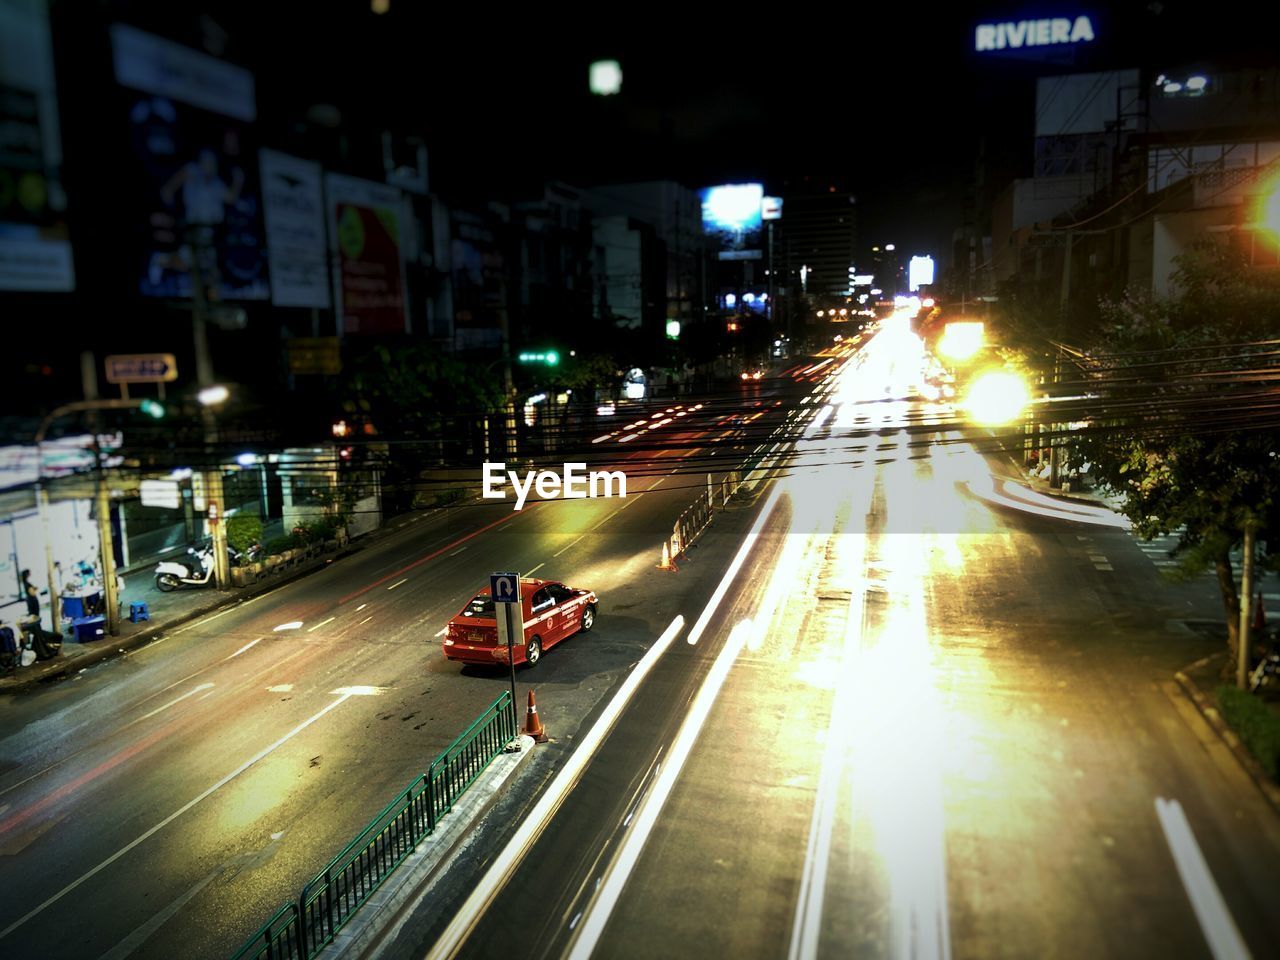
[198, 384, 230, 406]
[938, 322, 985, 362]
[963, 371, 1030, 425]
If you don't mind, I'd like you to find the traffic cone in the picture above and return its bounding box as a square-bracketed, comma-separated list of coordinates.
[658, 540, 678, 572]
[521, 690, 548, 743]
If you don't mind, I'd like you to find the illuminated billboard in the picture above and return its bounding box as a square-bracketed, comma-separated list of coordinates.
[909, 255, 935, 291]
[700, 183, 763, 261]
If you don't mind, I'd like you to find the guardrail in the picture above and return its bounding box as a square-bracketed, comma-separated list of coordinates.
[668, 416, 798, 562]
[231, 691, 517, 960]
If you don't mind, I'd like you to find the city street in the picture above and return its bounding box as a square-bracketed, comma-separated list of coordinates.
[392, 329, 1280, 960]
[0, 374, 808, 960]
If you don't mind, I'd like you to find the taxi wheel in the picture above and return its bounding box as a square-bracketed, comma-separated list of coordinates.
[581, 604, 596, 633]
[525, 636, 542, 666]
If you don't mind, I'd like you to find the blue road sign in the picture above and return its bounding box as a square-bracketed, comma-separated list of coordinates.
[491, 572, 520, 604]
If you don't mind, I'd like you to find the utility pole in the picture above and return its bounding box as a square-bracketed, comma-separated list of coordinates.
[92, 430, 121, 635]
[188, 227, 231, 590]
[1237, 521, 1257, 690]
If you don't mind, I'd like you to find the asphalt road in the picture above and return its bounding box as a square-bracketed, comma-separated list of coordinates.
[0, 369, 815, 960]
[401, 324, 1280, 960]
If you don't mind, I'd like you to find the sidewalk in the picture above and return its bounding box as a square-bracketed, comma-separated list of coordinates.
[0, 540, 357, 693]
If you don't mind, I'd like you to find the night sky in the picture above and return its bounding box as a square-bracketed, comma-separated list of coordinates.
[176, 1, 1264, 262]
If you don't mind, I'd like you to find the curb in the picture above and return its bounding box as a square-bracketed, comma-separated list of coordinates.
[1, 544, 360, 694]
[2, 497, 495, 694]
[1174, 659, 1280, 816]
[323, 736, 538, 960]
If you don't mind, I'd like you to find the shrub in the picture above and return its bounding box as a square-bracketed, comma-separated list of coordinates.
[227, 514, 264, 553]
[264, 535, 294, 556]
[1216, 685, 1280, 779]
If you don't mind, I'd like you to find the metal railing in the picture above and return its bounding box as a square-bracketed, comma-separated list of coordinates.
[231, 691, 516, 960]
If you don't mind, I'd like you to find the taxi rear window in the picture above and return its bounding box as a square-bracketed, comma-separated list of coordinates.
[462, 596, 495, 618]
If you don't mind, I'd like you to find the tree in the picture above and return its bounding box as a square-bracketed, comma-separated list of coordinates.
[1069, 239, 1280, 673]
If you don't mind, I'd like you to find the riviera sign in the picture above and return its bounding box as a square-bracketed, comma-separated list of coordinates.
[483, 462, 627, 511]
[975, 16, 1095, 51]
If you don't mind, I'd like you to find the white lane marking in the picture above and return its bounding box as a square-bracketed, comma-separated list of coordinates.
[1094, 564, 1114, 571]
[228, 637, 262, 659]
[388, 578, 409, 591]
[552, 535, 586, 558]
[273, 621, 302, 632]
[425, 616, 686, 960]
[356, 603, 368, 612]
[687, 482, 786, 645]
[448, 547, 468, 557]
[568, 619, 753, 960]
[358, 616, 373, 626]
[0, 694, 353, 941]
[136, 683, 216, 724]
[267, 684, 293, 693]
[1154, 797, 1251, 960]
[171, 592, 269, 636]
[434, 627, 447, 638]
[97, 867, 223, 960]
[306, 616, 336, 633]
[790, 535, 869, 960]
[525, 562, 545, 576]
[588, 478, 660, 533]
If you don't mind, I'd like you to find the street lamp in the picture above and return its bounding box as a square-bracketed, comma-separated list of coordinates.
[198, 385, 232, 590]
[34, 398, 164, 637]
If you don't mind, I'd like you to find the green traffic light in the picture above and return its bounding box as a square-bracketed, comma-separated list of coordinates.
[139, 399, 165, 419]
[545, 351, 559, 366]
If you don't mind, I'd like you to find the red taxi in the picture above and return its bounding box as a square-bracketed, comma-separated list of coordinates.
[442, 578, 598, 667]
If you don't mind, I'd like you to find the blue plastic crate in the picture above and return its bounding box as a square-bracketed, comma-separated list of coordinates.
[72, 615, 106, 642]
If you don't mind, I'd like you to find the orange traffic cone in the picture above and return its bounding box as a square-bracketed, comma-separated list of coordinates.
[658, 540, 679, 572]
[521, 690, 548, 743]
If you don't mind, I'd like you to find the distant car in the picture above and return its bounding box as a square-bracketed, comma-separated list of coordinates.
[442, 578, 599, 667]
[740, 368, 764, 380]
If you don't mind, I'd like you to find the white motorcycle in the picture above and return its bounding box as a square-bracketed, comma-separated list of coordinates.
[155, 544, 217, 592]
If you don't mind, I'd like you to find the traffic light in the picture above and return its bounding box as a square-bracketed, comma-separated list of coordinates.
[666, 320, 681, 340]
[518, 351, 560, 366]
[139, 399, 165, 418]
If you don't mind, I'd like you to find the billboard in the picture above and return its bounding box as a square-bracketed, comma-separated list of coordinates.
[325, 173, 407, 335]
[701, 183, 764, 261]
[111, 24, 268, 301]
[450, 215, 504, 350]
[909, 255, 935, 291]
[0, 0, 75, 291]
[260, 149, 329, 308]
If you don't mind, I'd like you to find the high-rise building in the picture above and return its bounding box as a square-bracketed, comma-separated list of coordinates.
[777, 181, 857, 304]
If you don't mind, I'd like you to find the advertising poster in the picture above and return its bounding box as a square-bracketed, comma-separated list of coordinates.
[700, 183, 764, 261]
[111, 24, 269, 301]
[0, 0, 75, 291]
[450, 215, 504, 350]
[260, 149, 329, 308]
[325, 173, 407, 335]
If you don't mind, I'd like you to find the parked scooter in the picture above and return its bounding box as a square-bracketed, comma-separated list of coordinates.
[155, 543, 217, 592]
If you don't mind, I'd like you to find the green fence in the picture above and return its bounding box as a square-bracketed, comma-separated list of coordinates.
[231, 691, 517, 960]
